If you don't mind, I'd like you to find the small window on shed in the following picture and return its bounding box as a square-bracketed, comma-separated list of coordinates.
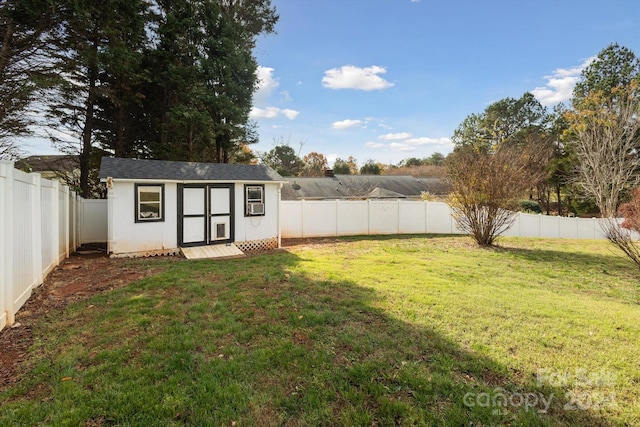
[135, 184, 164, 222]
[245, 184, 265, 216]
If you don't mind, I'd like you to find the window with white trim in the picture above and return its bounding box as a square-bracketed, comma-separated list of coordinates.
[135, 184, 164, 222]
[245, 184, 265, 216]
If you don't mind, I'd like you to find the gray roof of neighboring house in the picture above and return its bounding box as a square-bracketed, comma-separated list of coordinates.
[16, 155, 79, 173]
[99, 157, 284, 182]
[281, 175, 447, 200]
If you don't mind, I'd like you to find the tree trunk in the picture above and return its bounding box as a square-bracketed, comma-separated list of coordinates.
[556, 184, 562, 216]
[0, 21, 15, 78]
[80, 36, 99, 198]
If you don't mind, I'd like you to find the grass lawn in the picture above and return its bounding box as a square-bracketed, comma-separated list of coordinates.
[1, 235, 639, 426]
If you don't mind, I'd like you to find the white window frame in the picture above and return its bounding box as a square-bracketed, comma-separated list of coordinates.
[135, 184, 164, 222]
[245, 184, 265, 216]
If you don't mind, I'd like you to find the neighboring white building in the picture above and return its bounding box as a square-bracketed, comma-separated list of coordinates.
[99, 157, 285, 257]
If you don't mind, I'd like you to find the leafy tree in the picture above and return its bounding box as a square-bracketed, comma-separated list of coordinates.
[140, 0, 277, 163]
[0, 0, 56, 160]
[399, 157, 424, 167]
[453, 92, 551, 151]
[567, 44, 640, 217]
[333, 156, 358, 175]
[566, 44, 640, 268]
[302, 151, 328, 177]
[566, 85, 640, 216]
[229, 143, 257, 164]
[333, 158, 351, 174]
[426, 152, 445, 166]
[573, 43, 640, 106]
[359, 159, 381, 175]
[92, 0, 150, 159]
[259, 144, 303, 177]
[452, 92, 555, 207]
[47, 0, 144, 197]
[541, 104, 574, 215]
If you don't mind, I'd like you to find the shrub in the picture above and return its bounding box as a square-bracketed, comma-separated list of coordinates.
[520, 200, 542, 214]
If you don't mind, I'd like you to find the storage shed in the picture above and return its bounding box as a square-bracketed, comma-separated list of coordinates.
[98, 157, 285, 257]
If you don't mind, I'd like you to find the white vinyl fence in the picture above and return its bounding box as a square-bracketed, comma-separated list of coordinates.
[0, 161, 107, 331]
[281, 200, 611, 240]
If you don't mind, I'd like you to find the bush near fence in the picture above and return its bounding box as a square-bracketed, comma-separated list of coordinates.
[0, 161, 107, 331]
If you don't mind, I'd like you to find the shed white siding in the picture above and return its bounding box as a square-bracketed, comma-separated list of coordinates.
[108, 181, 178, 254]
[107, 180, 280, 255]
[234, 183, 280, 243]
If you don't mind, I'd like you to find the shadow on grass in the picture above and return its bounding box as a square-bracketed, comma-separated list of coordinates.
[0, 250, 619, 426]
[491, 241, 637, 272]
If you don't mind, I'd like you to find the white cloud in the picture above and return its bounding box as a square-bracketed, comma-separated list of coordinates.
[365, 141, 385, 148]
[531, 57, 595, 106]
[281, 109, 300, 120]
[250, 107, 299, 120]
[332, 119, 363, 130]
[379, 132, 412, 140]
[367, 134, 453, 152]
[390, 143, 417, 152]
[254, 66, 279, 105]
[322, 65, 394, 91]
[405, 137, 452, 146]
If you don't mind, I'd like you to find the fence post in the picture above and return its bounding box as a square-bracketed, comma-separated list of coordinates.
[301, 199, 305, 238]
[335, 199, 339, 237]
[31, 173, 43, 287]
[367, 199, 371, 235]
[51, 180, 61, 266]
[424, 201, 428, 234]
[0, 161, 15, 327]
[61, 185, 70, 259]
[70, 191, 77, 252]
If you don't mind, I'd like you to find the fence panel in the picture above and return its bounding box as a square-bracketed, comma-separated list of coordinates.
[302, 200, 338, 237]
[369, 201, 399, 235]
[79, 199, 108, 243]
[58, 183, 68, 262]
[337, 200, 368, 236]
[426, 202, 458, 234]
[41, 180, 57, 276]
[280, 199, 628, 241]
[1, 161, 105, 331]
[9, 169, 38, 326]
[398, 201, 427, 234]
[519, 213, 541, 237]
[281, 201, 303, 238]
[539, 214, 561, 239]
[0, 163, 8, 330]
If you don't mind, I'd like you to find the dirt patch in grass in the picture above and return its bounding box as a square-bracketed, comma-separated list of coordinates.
[0, 251, 167, 390]
[281, 237, 347, 250]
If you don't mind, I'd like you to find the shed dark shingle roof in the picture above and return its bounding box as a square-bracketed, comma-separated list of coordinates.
[99, 157, 284, 182]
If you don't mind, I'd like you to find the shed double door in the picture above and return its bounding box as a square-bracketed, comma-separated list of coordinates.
[178, 184, 234, 247]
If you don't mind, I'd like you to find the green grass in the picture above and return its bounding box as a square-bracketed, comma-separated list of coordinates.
[1, 235, 639, 426]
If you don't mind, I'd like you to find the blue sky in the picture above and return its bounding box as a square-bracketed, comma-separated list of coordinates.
[23, 0, 640, 167]
[250, 0, 640, 166]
